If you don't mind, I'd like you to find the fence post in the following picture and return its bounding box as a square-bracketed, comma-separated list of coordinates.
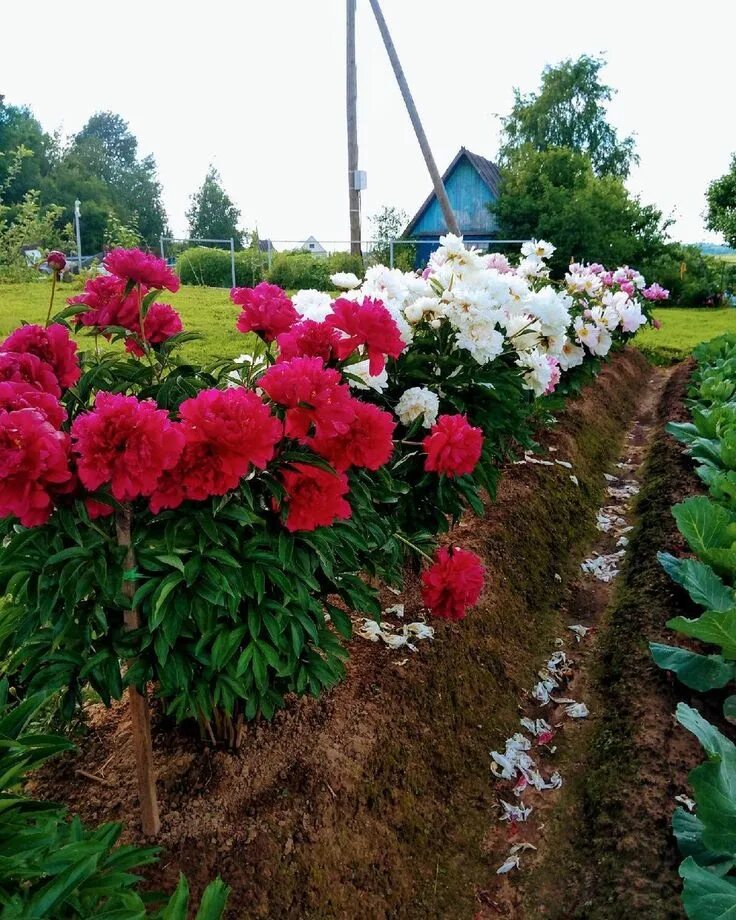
[230, 238, 236, 288]
[389, 239, 395, 269]
[159, 235, 165, 260]
[267, 239, 272, 272]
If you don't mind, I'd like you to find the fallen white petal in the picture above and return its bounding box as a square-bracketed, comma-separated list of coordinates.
[497, 855, 521, 875]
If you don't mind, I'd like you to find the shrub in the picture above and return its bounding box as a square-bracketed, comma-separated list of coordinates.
[326, 251, 364, 277]
[640, 242, 736, 306]
[267, 251, 332, 290]
[176, 246, 265, 288]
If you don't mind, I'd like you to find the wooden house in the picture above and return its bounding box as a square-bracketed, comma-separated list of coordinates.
[404, 147, 501, 265]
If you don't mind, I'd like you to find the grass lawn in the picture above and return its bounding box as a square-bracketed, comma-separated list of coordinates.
[636, 306, 736, 363]
[2, 281, 736, 366]
[0, 281, 249, 363]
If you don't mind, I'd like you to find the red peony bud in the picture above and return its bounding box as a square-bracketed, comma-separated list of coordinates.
[47, 251, 67, 273]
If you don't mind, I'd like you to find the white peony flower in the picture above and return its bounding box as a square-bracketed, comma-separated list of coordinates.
[521, 239, 556, 260]
[502, 313, 543, 352]
[346, 359, 389, 392]
[517, 256, 550, 279]
[558, 338, 586, 370]
[524, 287, 572, 338]
[565, 270, 602, 295]
[292, 289, 333, 322]
[362, 265, 409, 305]
[516, 348, 553, 397]
[395, 387, 440, 428]
[330, 271, 361, 290]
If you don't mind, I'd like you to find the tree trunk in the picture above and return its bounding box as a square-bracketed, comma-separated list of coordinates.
[368, 0, 460, 237]
[346, 0, 362, 255]
[115, 505, 161, 837]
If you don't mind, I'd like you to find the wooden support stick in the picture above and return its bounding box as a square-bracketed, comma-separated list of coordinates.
[116, 504, 161, 837]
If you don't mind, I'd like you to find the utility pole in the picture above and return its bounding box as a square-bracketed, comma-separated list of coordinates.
[346, 0, 362, 255]
[368, 0, 460, 236]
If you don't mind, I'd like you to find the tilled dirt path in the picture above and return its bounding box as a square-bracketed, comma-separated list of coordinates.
[475, 362, 704, 919]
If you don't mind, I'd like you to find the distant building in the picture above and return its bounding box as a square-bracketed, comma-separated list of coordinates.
[257, 239, 276, 253]
[404, 146, 501, 265]
[299, 235, 327, 257]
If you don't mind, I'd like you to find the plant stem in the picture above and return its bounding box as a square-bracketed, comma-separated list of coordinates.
[395, 532, 434, 563]
[115, 504, 161, 836]
[44, 271, 57, 326]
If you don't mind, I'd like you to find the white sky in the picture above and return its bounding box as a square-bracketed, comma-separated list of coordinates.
[3, 0, 735, 247]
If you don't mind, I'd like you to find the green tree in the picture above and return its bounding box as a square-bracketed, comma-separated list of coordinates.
[706, 154, 736, 248]
[499, 55, 637, 179]
[0, 96, 52, 205]
[492, 147, 666, 275]
[186, 166, 244, 248]
[370, 204, 413, 268]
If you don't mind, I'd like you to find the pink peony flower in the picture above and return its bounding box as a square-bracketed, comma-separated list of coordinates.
[0, 408, 72, 526]
[0, 380, 65, 428]
[277, 463, 351, 532]
[544, 356, 561, 395]
[642, 282, 670, 302]
[260, 356, 356, 440]
[308, 400, 395, 471]
[104, 248, 180, 292]
[231, 282, 298, 342]
[423, 414, 484, 478]
[0, 351, 62, 398]
[276, 319, 341, 363]
[421, 546, 485, 620]
[47, 251, 66, 273]
[71, 392, 184, 501]
[68, 275, 143, 331]
[2, 323, 80, 390]
[150, 388, 283, 512]
[325, 297, 404, 375]
[125, 303, 183, 356]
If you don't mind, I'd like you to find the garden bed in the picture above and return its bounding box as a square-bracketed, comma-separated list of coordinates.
[30, 348, 653, 918]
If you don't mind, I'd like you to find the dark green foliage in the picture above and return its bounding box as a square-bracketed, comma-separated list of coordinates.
[649, 334, 736, 917]
[498, 54, 637, 179]
[176, 246, 266, 287]
[0, 99, 168, 253]
[0, 683, 228, 917]
[706, 154, 736, 249]
[492, 146, 667, 277]
[186, 166, 244, 249]
[640, 242, 735, 306]
[267, 252, 332, 291]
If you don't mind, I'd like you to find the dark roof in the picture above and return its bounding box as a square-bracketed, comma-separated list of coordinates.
[404, 146, 501, 237]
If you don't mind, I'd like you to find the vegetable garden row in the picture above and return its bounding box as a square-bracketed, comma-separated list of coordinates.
[652, 333, 736, 918]
[0, 237, 668, 915]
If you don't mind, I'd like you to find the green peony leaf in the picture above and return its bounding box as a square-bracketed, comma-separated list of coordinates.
[658, 552, 734, 612]
[680, 857, 736, 919]
[651, 644, 736, 691]
[667, 609, 736, 659]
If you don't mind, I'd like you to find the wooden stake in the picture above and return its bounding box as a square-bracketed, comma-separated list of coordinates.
[368, 0, 461, 236]
[116, 504, 161, 837]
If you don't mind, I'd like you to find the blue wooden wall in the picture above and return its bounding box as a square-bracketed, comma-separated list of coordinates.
[411, 157, 498, 237]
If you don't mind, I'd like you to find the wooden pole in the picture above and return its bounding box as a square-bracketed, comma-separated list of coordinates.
[346, 0, 362, 255]
[115, 505, 161, 837]
[367, 0, 460, 237]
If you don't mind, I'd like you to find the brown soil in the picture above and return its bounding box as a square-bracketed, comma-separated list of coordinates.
[485, 359, 709, 920]
[29, 348, 654, 919]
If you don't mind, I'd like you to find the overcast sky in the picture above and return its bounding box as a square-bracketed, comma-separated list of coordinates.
[3, 0, 735, 248]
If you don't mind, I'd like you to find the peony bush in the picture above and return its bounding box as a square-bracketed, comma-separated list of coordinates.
[0, 237, 663, 757]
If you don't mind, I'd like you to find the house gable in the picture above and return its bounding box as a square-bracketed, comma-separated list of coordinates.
[405, 148, 500, 238]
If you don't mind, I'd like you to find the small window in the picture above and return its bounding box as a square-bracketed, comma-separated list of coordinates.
[309, 243, 315, 249]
